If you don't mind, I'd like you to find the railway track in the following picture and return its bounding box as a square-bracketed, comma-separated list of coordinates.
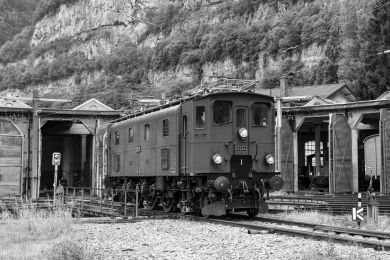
[76, 206, 390, 251]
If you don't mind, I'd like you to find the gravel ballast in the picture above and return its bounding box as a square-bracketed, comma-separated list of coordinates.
[70, 219, 390, 259]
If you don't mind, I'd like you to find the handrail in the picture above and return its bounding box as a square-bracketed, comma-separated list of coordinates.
[63, 186, 140, 218]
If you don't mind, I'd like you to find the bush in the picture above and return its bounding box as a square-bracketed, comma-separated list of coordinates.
[44, 239, 93, 260]
[0, 26, 34, 64]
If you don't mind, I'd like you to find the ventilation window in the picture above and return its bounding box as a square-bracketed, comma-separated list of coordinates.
[114, 131, 120, 145]
[113, 154, 120, 172]
[128, 128, 134, 143]
[144, 124, 151, 141]
[163, 119, 169, 137]
[161, 148, 170, 170]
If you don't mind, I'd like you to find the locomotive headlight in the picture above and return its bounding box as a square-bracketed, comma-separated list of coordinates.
[238, 127, 248, 139]
[265, 154, 275, 165]
[212, 154, 223, 165]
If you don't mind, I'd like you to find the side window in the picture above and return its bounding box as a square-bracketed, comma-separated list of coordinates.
[236, 108, 246, 127]
[114, 131, 119, 145]
[252, 103, 269, 127]
[195, 106, 205, 129]
[213, 101, 232, 124]
[161, 148, 170, 170]
[144, 124, 150, 141]
[128, 128, 134, 142]
[163, 119, 169, 137]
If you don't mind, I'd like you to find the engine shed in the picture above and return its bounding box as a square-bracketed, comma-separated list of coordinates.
[279, 98, 390, 195]
[0, 97, 121, 199]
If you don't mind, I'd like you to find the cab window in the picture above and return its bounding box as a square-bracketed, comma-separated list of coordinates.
[252, 103, 269, 127]
[213, 101, 232, 125]
[195, 106, 205, 129]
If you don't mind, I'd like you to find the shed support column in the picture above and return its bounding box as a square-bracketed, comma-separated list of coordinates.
[315, 124, 321, 176]
[351, 129, 359, 193]
[31, 90, 39, 199]
[276, 99, 282, 172]
[81, 135, 87, 179]
[293, 131, 298, 192]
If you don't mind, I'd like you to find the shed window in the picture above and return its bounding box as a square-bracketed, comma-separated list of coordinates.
[128, 128, 134, 142]
[163, 119, 169, 137]
[161, 148, 170, 170]
[114, 131, 120, 145]
[213, 101, 232, 124]
[144, 124, 150, 141]
[196, 106, 206, 129]
[252, 103, 269, 126]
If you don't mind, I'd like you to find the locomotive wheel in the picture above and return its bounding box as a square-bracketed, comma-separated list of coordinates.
[246, 208, 259, 217]
[143, 196, 159, 210]
[161, 198, 174, 212]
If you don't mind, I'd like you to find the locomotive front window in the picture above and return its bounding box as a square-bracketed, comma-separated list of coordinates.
[114, 131, 119, 145]
[213, 101, 232, 125]
[195, 106, 206, 129]
[252, 103, 269, 127]
[163, 119, 169, 137]
[128, 128, 134, 142]
[236, 108, 246, 127]
[144, 124, 150, 141]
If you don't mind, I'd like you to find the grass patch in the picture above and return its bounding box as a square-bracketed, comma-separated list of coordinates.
[0, 199, 90, 259]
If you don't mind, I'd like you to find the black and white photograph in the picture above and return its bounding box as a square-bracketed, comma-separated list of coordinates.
[1, 0, 390, 259]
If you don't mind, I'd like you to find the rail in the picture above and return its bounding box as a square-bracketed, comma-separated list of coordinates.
[63, 186, 140, 218]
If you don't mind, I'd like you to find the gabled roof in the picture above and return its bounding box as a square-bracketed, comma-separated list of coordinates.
[73, 98, 113, 111]
[376, 91, 390, 100]
[256, 83, 355, 100]
[0, 98, 32, 109]
[304, 96, 339, 106]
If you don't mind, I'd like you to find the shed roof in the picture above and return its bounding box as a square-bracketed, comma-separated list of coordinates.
[256, 83, 352, 99]
[0, 98, 32, 109]
[73, 98, 113, 111]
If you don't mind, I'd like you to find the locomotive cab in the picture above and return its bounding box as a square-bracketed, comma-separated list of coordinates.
[180, 92, 283, 216]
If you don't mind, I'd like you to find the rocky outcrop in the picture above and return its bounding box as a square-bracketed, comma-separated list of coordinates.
[1, 0, 328, 100]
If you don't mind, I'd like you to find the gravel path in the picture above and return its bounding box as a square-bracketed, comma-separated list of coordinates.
[70, 219, 390, 259]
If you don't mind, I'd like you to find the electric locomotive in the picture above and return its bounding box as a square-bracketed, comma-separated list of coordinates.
[105, 91, 283, 217]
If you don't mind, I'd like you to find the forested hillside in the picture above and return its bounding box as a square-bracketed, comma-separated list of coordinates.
[0, 0, 39, 47]
[0, 0, 389, 109]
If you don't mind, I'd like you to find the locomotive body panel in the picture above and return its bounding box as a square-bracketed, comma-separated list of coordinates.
[109, 105, 180, 177]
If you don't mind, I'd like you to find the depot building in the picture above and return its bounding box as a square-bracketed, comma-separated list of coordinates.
[0, 97, 121, 199]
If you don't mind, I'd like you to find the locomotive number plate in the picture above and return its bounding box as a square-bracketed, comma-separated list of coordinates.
[235, 145, 247, 152]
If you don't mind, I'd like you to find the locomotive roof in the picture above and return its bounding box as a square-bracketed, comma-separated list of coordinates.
[111, 91, 273, 124]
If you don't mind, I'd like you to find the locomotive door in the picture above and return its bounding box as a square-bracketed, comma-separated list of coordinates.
[180, 115, 189, 175]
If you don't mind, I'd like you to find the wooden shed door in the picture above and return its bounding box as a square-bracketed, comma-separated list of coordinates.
[281, 118, 294, 191]
[380, 109, 390, 194]
[0, 120, 23, 196]
[329, 114, 352, 193]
